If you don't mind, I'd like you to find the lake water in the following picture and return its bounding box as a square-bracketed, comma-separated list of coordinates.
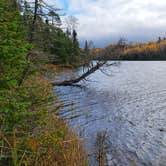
[54, 61, 166, 166]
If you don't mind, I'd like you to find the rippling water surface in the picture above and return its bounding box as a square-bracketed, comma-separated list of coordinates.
[54, 62, 166, 166]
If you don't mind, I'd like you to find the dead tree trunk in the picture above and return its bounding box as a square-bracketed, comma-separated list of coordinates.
[51, 61, 107, 86]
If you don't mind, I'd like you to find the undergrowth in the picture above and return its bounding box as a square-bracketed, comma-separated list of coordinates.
[0, 73, 88, 166]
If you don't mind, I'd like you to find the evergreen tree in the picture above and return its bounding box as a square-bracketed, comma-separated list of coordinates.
[71, 30, 81, 63]
[84, 40, 89, 57]
[0, 0, 29, 88]
[0, 0, 30, 129]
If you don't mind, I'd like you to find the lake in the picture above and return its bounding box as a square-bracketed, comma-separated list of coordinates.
[54, 61, 166, 166]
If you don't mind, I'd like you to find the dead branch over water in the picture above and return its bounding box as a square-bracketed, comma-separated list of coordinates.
[51, 61, 117, 86]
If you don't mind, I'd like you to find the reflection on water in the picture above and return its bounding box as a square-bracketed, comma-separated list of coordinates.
[54, 62, 166, 166]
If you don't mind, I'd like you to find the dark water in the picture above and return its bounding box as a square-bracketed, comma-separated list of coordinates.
[54, 62, 166, 166]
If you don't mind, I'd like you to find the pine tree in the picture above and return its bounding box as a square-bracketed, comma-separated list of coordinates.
[0, 0, 29, 88]
[71, 30, 81, 63]
[0, 0, 30, 129]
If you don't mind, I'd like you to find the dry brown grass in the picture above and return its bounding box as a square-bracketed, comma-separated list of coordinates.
[0, 74, 88, 166]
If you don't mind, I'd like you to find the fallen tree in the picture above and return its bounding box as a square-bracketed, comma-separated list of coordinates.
[51, 61, 117, 86]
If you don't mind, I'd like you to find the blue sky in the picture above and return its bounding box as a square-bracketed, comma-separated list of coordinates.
[60, 0, 69, 13]
[49, 0, 166, 47]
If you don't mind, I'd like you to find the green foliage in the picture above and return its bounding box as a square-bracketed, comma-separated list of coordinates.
[71, 30, 81, 63]
[36, 26, 74, 64]
[0, 1, 87, 165]
[22, 3, 81, 65]
[0, 0, 30, 130]
[0, 0, 30, 89]
[34, 24, 81, 64]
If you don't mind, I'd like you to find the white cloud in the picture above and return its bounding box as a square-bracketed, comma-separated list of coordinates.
[66, 0, 166, 46]
[46, 0, 63, 8]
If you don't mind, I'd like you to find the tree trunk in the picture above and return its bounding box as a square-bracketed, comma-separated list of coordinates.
[51, 62, 106, 86]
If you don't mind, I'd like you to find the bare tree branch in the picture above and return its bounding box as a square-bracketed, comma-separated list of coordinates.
[51, 61, 117, 86]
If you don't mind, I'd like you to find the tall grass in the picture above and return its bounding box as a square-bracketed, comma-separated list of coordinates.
[0, 72, 88, 166]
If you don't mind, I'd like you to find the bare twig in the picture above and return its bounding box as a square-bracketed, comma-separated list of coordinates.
[51, 61, 114, 86]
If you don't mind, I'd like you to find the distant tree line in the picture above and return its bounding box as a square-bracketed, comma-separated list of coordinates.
[94, 37, 166, 61]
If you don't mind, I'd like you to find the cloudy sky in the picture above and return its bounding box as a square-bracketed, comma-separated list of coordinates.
[49, 0, 166, 47]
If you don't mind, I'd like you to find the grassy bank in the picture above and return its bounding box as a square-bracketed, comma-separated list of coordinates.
[0, 69, 88, 166]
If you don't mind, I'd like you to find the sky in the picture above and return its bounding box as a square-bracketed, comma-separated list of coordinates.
[48, 0, 166, 47]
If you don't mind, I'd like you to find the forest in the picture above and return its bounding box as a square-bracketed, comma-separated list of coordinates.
[94, 37, 166, 60]
[0, 0, 88, 165]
